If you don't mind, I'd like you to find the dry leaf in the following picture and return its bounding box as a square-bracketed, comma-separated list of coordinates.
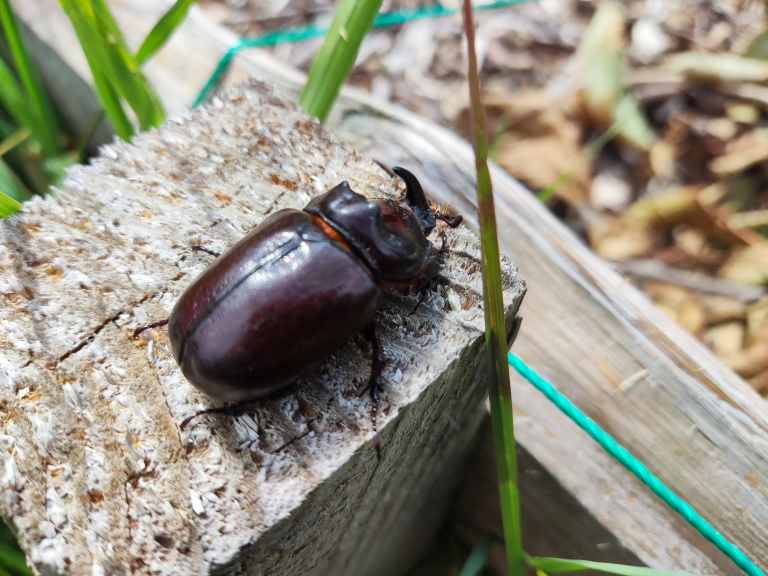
[704, 321, 745, 357]
[710, 130, 768, 176]
[590, 218, 655, 259]
[643, 282, 706, 334]
[700, 294, 747, 324]
[663, 52, 768, 84]
[719, 243, 768, 285]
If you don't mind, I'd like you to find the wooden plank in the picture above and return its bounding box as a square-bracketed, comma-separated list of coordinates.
[0, 80, 524, 575]
[12, 0, 768, 572]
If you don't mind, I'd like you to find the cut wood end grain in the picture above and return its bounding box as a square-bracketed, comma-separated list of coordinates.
[0, 80, 525, 576]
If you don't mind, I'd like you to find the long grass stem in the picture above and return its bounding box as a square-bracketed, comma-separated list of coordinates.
[461, 2, 523, 575]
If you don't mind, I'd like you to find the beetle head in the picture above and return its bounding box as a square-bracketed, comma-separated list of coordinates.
[393, 167, 437, 236]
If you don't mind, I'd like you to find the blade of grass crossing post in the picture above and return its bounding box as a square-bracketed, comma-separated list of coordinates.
[461, 2, 523, 576]
[0, 0, 61, 155]
[299, 0, 381, 123]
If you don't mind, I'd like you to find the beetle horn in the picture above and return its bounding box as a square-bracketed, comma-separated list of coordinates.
[392, 167, 436, 235]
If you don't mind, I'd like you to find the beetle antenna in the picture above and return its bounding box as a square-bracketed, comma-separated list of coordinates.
[392, 167, 436, 235]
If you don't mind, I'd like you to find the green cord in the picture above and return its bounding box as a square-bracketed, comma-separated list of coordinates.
[508, 352, 765, 576]
[194, 0, 531, 107]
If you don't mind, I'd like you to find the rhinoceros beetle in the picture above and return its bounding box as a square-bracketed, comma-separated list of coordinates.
[134, 167, 462, 456]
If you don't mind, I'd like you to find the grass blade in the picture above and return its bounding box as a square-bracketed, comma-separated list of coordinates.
[0, 55, 34, 130]
[527, 556, 710, 576]
[90, 0, 164, 127]
[91, 66, 134, 141]
[537, 120, 621, 202]
[299, 0, 381, 122]
[461, 2, 523, 576]
[0, 0, 61, 155]
[135, 0, 197, 64]
[58, 0, 164, 135]
[0, 158, 32, 202]
[459, 536, 494, 576]
[0, 187, 23, 215]
[0, 127, 29, 157]
[0, 523, 31, 576]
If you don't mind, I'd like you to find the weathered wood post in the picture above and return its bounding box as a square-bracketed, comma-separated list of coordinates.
[0, 81, 525, 575]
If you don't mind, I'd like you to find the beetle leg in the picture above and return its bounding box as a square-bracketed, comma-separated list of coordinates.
[179, 403, 253, 429]
[133, 319, 169, 338]
[435, 212, 463, 229]
[192, 245, 221, 257]
[438, 229, 448, 255]
[364, 324, 384, 459]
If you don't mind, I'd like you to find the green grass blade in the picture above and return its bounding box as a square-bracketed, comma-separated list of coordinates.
[74, 109, 106, 160]
[57, 0, 164, 134]
[0, 520, 31, 576]
[0, 56, 34, 130]
[0, 187, 23, 215]
[537, 120, 621, 203]
[57, 0, 132, 134]
[299, 0, 381, 123]
[89, 0, 164, 127]
[0, 0, 61, 155]
[461, 2, 523, 576]
[135, 0, 196, 64]
[0, 148, 32, 202]
[0, 127, 29, 157]
[459, 536, 494, 576]
[91, 63, 133, 141]
[527, 556, 709, 576]
[0, 547, 29, 576]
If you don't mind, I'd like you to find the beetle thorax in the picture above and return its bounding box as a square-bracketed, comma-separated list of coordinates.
[304, 182, 433, 282]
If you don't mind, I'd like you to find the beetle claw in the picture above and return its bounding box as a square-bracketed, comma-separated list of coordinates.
[133, 319, 169, 338]
[192, 245, 221, 257]
[180, 403, 253, 429]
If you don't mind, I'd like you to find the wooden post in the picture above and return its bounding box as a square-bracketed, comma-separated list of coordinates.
[0, 81, 524, 575]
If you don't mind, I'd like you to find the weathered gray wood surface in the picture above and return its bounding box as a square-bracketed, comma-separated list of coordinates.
[0, 81, 524, 575]
[12, 0, 768, 572]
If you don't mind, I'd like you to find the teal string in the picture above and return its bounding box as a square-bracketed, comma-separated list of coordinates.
[508, 352, 765, 576]
[194, 0, 532, 107]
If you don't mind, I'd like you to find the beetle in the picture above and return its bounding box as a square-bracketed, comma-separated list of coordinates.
[133, 167, 462, 456]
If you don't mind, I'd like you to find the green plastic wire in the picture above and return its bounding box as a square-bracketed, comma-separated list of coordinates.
[194, 0, 531, 107]
[508, 352, 765, 576]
